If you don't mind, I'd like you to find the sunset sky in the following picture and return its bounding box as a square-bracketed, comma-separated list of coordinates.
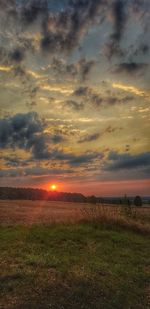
[0, 0, 150, 196]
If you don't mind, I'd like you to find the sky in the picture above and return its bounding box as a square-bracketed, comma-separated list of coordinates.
[0, 0, 150, 196]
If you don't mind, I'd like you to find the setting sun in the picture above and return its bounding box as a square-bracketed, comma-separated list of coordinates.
[50, 184, 57, 191]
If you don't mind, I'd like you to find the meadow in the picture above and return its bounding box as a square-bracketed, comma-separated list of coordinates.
[0, 200, 150, 308]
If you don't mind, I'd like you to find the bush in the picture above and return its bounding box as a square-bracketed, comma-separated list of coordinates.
[134, 196, 142, 207]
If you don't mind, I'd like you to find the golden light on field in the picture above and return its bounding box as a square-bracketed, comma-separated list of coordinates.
[50, 184, 57, 191]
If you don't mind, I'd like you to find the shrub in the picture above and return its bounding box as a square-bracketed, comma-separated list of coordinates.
[134, 196, 142, 207]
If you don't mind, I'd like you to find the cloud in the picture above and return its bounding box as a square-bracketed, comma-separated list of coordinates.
[40, 0, 106, 53]
[24, 166, 74, 177]
[40, 84, 74, 95]
[74, 87, 103, 107]
[0, 112, 50, 160]
[0, 65, 13, 72]
[0, 0, 149, 73]
[51, 57, 96, 81]
[78, 133, 100, 143]
[0, 167, 75, 178]
[2, 156, 29, 168]
[63, 100, 84, 111]
[78, 126, 123, 144]
[68, 152, 101, 167]
[74, 86, 134, 107]
[111, 0, 127, 42]
[20, 0, 48, 26]
[48, 150, 100, 167]
[103, 41, 124, 60]
[78, 58, 96, 80]
[113, 62, 148, 75]
[51, 135, 65, 144]
[9, 48, 25, 63]
[0, 112, 44, 148]
[104, 126, 123, 134]
[130, 43, 150, 57]
[112, 82, 149, 98]
[0, 112, 100, 167]
[104, 151, 150, 171]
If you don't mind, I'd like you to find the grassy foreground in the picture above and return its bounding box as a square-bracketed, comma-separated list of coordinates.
[0, 223, 150, 309]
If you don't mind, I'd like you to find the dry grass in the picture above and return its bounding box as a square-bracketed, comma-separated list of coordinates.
[0, 200, 84, 225]
[0, 200, 150, 234]
[81, 204, 150, 234]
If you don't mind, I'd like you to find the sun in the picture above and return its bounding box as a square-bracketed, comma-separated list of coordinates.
[50, 184, 57, 191]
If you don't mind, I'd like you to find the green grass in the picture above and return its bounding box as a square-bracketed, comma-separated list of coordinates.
[0, 223, 150, 309]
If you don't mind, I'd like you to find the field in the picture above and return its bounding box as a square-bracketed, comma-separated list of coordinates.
[0, 200, 150, 308]
[0, 200, 150, 227]
[0, 200, 85, 225]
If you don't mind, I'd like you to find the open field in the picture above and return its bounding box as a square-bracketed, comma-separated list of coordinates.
[0, 200, 150, 227]
[0, 201, 150, 308]
[1, 224, 150, 309]
[0, 200, 85, 225]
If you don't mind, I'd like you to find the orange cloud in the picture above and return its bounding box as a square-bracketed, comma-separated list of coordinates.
[112, 82, 149, 98]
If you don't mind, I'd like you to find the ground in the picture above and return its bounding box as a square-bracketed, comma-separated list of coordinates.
[0, 200, 84, 225]
[0, 201, 150, 308]
[0, 200, 150, 225]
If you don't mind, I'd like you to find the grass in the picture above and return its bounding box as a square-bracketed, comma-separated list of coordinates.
[81, 204, 150, 234]
[0, 223, 150, 309]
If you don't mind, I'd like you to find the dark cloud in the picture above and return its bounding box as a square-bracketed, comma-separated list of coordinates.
[111, 0, 127, 42]
[103, 41, 124, 60]
[0, 112, 44, 148]
[0, 112, 67, 159]
[74, 87, 134, 107]
[51, 57, 95, 80]
[0, 169, 22, 178]
[131, 43, 150, 57]
[125, 144, 130, 152]
[140, 44, 149, 55]
[74, 87, 89, 97]
[20, 0, 48, 26]
[1, 0, 149, 61]
[10, 48, 25, 63]
[49, 150, 100, 167]
[74, 87, 103, 107]
[121, 96, 134, 103]
[78, 58, 96, 80]
[51, 57, 77, 77]
[68, 152, 100, 167]
[51, 135, 65, 144]
[114, 62, 148, 75]
[78, 133, 100, 143]
[104, 151, 150, 171]
[64, 100, 84, 111]
[0, 0, 148, 70]
[0, 167, 75, 178]
[104, 126, 122, 134]
[40, 0, 106, 53]
[0, 112, 100, 166]
[0, 112, 49, 159]
[3, 156, 29, 168]
[23, 167, 74, 177]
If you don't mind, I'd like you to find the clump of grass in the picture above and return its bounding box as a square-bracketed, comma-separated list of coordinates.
[80, 204, 150, 235]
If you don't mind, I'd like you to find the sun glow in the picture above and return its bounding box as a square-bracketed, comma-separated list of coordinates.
[50, 184, 57, 191]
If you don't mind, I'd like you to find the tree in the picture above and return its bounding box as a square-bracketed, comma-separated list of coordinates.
[87, 195, 97, 204]
[134, 196, 142, 207]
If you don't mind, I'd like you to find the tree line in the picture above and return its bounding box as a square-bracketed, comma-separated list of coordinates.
[0, 187, 147, 206]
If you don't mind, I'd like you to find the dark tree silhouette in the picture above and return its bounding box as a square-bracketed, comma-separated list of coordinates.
[87, 195, 97, 204]
[134, 196, 142, 207]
